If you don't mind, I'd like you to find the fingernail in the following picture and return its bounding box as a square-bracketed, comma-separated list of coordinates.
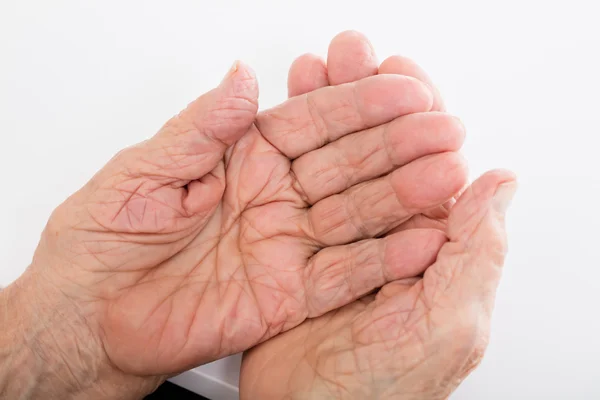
[221, 60, 239, 83]
[492, 182, 517, 213]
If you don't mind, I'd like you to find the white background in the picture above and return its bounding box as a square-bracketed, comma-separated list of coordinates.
[1, 1, 599, 399]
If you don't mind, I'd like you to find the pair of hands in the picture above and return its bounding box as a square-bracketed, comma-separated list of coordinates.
[2, 31, 516, 399]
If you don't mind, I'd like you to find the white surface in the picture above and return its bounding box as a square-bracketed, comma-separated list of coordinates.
[1, 1, 599, 399]
[170, 354, 242, 400]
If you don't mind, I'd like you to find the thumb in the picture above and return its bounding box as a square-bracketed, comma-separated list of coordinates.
[426, 169, 517, 313]
[140, 61, 259, 181]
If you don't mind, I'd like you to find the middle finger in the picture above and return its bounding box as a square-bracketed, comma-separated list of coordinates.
[291, 111, 465, 204]
[305, 152, 468, 246]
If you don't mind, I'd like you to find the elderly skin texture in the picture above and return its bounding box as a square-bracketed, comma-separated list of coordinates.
[25, 60, 467, 387]
[241, 170, 517, 400]
[0, 30, 517, 400]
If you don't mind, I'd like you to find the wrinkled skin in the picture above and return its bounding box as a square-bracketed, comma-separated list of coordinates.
[240, 32, 517, 400]
[286, 30, 454, 234]
[241, 170, 517, 400]
[24, 31, 468, 386]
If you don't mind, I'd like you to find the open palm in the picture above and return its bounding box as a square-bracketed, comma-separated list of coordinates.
[241, 170, 517, 400]
[33, 40, 465, 379]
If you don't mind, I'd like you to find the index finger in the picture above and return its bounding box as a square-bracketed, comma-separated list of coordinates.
[378, 55, 446, 112]
[256, 74, 434, 159]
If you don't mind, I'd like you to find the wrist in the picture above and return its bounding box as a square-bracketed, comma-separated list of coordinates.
[0, 269, 162, 399]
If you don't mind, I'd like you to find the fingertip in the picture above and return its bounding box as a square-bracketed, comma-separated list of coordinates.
[448, 115, 467, 149]
[448, 169, 517, 241]
[447, 151, 470, 192]
[356, 75, 434, 121]
[329, 30, 374, 51]
[223, 60, 256, 79]
[327, 30, 378, 85]
[384, 228, 447, 278]
[424, 151, 470, 198]
[420, 228, 449, 251]
[379, 55, 427, 79]
[416, 112, 466, 152]
[493, 181, 518, 214]
[481, 169, 518, 214]
[482, 169, 518, 186]
[287, 53, 329, 97]
[435, 151, 470, 207]
[390, 151, 468, 211]
[379, 55, 446, 111]
[220, 60, 259, 104]
[410, 77, 436, 112]
[462, 169, 517, 205]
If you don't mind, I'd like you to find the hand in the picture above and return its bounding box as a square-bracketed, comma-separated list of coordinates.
[287, 31, 457, 234]
[6, 38, 466, 396]
[240, 170, 517, 400]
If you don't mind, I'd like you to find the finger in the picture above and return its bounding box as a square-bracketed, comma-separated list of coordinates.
[387, 173, 466, 235]
[306, 152, 468, 246]
[135, 61, 259, 181]
[426, 169, 517, 312]
[256, 74, 434, 159]
[375, 277, 422, 301]
[327, 30, 378, 85]
[377, 56, 456, 235]
[385, 198, 455, 234]
[286, 31, 378, 97]
[287, 54, 329, 97]
[292, 112, 465, 203]
[386, 214, 447, 234]
[379, 55, 446, 111]
[304, 229, 446, 317]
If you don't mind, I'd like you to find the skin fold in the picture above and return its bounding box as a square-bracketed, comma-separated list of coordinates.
[0, 31, 514, 400]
